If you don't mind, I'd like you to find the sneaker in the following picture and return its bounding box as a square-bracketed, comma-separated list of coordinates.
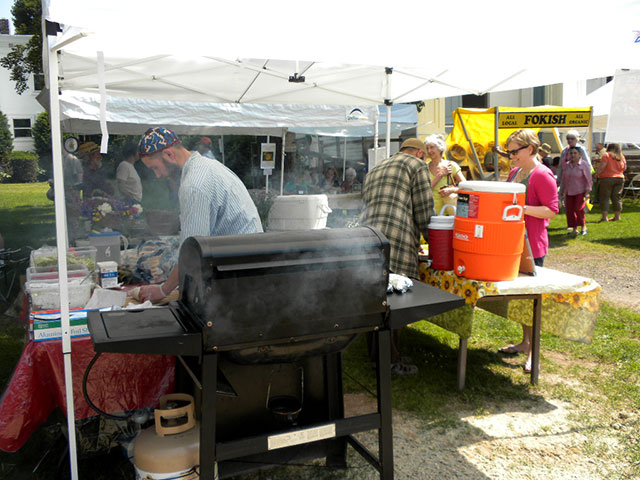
[581, 229, 587, 236]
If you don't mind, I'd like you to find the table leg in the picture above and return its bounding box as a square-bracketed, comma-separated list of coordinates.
[530, 295, 542, 385]
[457, 337, 468, 391]
[376, 329, 393, 480]
[200, 353, 218, 480]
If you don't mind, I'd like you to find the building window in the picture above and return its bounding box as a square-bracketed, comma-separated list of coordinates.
[13, 119, 32, 138]
[33, 73, 45, 91]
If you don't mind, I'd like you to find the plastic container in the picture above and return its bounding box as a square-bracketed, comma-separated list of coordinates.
[133, 394, 199, 480]
[27, 264, 89, 282]
[267, 194, 332, 231]
[453, 181, 526, 281]
[89, 231, 122, 264]
[30, 246, 97, 271]
[428, 205, 455, 270]
[25, 278, 94, 310]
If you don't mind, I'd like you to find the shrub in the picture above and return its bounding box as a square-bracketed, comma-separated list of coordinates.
[0, 111, 12, 181]
[32, 112, 52, 179]
[9, 150, 40, 183]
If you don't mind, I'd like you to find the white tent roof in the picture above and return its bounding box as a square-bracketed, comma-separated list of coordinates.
[45, 1, 640, 106]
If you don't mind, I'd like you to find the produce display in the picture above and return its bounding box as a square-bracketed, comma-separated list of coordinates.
[33, 254, 96, 271]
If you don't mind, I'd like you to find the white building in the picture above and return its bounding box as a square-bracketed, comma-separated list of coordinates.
[0, 24, 45, 153]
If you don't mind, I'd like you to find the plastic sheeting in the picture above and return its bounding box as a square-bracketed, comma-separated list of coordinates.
[49, 90, 379, 136]
[0, 337, 174, 452]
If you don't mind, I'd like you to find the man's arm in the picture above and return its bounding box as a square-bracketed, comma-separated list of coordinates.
[412, 165, 434, 240]
[138, 266, 179, 303]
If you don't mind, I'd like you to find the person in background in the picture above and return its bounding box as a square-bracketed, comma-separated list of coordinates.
[116, 143, 143, 202]
[539, 143, 553, 170]
[559, 146, 592, 235]
[556, 130, 591, 187]
[136, 127, 262, 303]
[284, 172, 314, 195]
[196, 137, 215, 159]
[319, 166, 340, 193]
[78, 142, 114, 199]
[341, 167, 361, 193]
[498, 129, 558, 373]
[595, 143, 626, 222]
[424, 134, 465, 215]
[360, 137, 433, 375]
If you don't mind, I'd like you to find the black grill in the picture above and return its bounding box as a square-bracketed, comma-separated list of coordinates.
[87, 227, 464, 479]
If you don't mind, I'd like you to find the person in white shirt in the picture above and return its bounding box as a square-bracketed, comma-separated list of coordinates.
[116, 143, 143, 202]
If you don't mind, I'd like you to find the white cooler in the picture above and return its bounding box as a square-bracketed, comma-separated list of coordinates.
[267, 194, 332, 231]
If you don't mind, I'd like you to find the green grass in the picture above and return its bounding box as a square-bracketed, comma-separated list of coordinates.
[0, 182, 56, 250]
[547, 198, 640, 252]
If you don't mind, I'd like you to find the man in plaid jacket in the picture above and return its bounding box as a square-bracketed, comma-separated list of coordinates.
[361, 137, 434, 374]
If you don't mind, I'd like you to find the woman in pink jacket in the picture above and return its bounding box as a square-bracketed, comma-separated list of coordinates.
[498, 129, 559, 373]
[559, 146, 593, 235]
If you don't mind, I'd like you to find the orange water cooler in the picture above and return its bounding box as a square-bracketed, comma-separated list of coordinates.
[453, 181, 526, 281]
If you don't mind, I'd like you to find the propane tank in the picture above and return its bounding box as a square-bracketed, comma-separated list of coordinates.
[133, 394, 200, 480]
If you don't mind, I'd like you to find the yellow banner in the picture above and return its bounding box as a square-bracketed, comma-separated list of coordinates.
[498, 111, 591, 129]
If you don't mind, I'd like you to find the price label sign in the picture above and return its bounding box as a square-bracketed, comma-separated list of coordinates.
[261, 143, 276, 169]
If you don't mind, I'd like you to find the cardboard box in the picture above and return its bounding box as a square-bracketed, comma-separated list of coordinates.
[32, 318, 89, 341]
[97, 261, 119, 288]
[30, 309, 90, 342]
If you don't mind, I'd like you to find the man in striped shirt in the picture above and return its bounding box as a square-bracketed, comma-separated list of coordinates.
[137, 127, 262, 302]
[360, 138, 434, 374]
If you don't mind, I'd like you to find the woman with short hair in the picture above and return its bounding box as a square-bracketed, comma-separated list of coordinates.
[424, 134, 465, 215]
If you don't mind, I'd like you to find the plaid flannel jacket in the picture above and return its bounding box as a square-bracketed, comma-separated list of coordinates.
[361, 152, 433, 278]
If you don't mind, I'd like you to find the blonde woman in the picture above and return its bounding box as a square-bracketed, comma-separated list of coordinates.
[424, 134, 465, 215]
[498, 129, 559, 372]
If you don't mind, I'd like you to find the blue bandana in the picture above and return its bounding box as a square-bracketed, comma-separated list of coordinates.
[138, 127, 180, 156]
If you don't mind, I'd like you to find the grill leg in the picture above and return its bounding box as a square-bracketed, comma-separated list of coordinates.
[376, 329, 393, 480]
[325, 353, 347, 468]
[200, 353, 218, 480]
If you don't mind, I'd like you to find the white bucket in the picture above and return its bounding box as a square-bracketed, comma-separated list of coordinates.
[267, 194, 332, 231]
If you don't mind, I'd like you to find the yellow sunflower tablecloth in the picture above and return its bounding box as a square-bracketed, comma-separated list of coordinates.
[417, 264, 601, 344]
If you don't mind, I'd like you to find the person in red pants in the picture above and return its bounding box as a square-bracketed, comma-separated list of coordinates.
[559, 146, 592, 235]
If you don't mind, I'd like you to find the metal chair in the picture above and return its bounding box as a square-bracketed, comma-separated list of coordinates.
[622, 173, 640, 204]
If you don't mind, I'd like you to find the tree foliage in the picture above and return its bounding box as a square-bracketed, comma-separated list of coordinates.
[0, 111, 13, 180]
[0, 0, 42, 94]
[32, 112, 51, 157]
[0, 111, 13, 162]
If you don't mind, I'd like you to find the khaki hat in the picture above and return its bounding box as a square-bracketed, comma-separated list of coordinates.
[539, 143, 552, 155]
[400, 138, 426, 151]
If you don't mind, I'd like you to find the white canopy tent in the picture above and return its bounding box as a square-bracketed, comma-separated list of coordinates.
[41, 1, 640, 477]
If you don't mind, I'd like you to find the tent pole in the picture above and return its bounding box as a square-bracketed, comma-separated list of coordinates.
[587, 107, 593, 159]
[266, 135, 269, 194]
[385, 67, 392, 158]
[552, 128, 562, 152]
[374, 113, 379, 149]
[46, 30, 79, 480]
[342, 137, 347, 181]
[280, 128, 286, 196]
[494, 107, 500, 180]
[458, 113, 485, 180]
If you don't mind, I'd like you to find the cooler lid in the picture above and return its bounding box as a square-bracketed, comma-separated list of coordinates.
[458, 180, 525, 194]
